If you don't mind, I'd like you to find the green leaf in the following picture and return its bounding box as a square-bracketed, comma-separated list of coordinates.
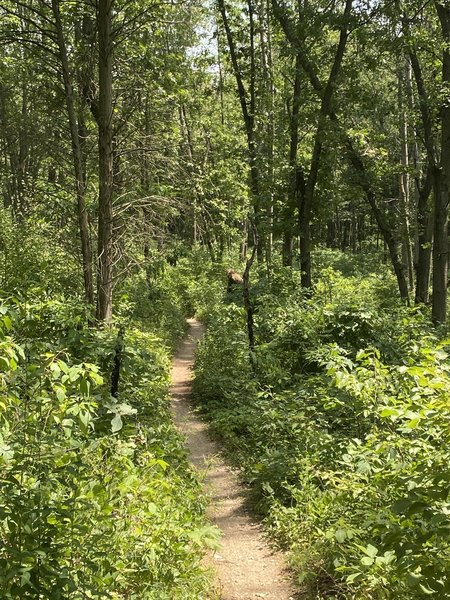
[79, 411, 90, 428]
[111, 414, 123, 433]
[380, 408, 398, 418]
[80, 378, 91, 397]
[334, 528, 347, 543]
[419, 583, 437, 595]
[56, 387, 66, 403]
[68, 366, 81, 382]
[406, 571, 423, 587]
[57, 360, 69, 374]
[3, 316, 12, 331]
[346, 572, 362, 583]
[89, 371, 103, 385]
[186, 525, 221, 549]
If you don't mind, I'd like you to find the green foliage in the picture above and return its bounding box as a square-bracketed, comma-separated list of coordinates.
[0, 208, 81, 299]
[118, 270, 187, 350]
[193, 250, 450, 599]
[0, 297, 215, 598]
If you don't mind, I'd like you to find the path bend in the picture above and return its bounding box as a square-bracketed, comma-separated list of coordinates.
[170, 318, 296, 600]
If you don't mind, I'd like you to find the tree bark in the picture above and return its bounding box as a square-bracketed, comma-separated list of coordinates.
[283, 54, 304, 267]
[217, 0, 261, 261]
[415, 170, 433, 303]
[51, 0, 94, 307]
[242, 227, 258, 364]
[432, 2, 450, 324]
[398, 57, 414, 290]
[345, 138, 410, 302]
[273, 0, 353, 288]
[408, 44, 435, 304]
[257, 0, 275, 270]
[110, 326, 125, 398]
[300, 0, 353, 288]
[96, 0, 114, 322]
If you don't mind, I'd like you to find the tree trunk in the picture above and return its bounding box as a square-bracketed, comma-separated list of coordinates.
[96, 0, 114, 322]
[247, 0, 263, 264]
[273, 0, 353, 288]
[17, 81, 28, 218]
[0, 84, 18, 211]
[110, 326, 125, 398]
[432, 167, 448, 323]
[398, 58, 414, 290]
[258, 0, 275, 271]
[326, 219, 336, 248]
[179, 105, 199, 244]
[242, 229, 257, 367]
[283, 55, 304, 267]
[408, 45, 436, 304]
[432, 2, 450, 324]
[217, 0, 261, 263]
[272, 0, 409, 301]
[345, 139, 410, 303]
[300, 0, 353, 289]
[51, 0, 94, 307]
[415, 170, 433, 304]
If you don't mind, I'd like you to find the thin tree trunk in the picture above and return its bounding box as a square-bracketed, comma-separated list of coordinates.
[415, 170, 433, 303]
[216, 25, 226, 127]
[345, 138, 410, 302]
[179, 105, 199, 244]
[96, 0, 114, 322]
[247, 0, 263, 264]
[17, 81, 28, 218]
[398, 57, 414, 290]
[52, 0, 94, 306]
[218, 0, 261, 261]
[243, 225, 258, 365]
[110, 326, 125, 398]
[432, 2, 450, 324]
[283, 55, 304, 267]
[273, 0, 352, 288]
[16, 4, 30, 219]
[0, 84, 18, 210]
[300, 0, 353, 289]
[408, 46, 435, 304]
[239, 219, 248, 262]
[258, 0, 275, 270]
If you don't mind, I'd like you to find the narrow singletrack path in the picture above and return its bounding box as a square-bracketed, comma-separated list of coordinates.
[170, 318, 296, 600]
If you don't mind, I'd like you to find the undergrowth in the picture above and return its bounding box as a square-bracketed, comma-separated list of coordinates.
[0, 251, 219, 598]
[191, 247, 450, 599]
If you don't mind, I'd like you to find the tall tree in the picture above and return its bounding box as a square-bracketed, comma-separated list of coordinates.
[96, 0, 114, 321]
[272, 0, 411, 301]
[272, 0, 353, 289]
[51, 0, 94, 306]
[217, 0, 262, 261]
[432, 1, 450, 324]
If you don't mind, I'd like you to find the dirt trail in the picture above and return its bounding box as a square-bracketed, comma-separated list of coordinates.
[170, 318, 296, 600]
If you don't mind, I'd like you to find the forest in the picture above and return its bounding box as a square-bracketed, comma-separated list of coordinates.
[1, 0, 450, 597]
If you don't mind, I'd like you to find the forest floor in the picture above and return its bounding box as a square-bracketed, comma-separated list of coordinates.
[170, 319, 296, 600]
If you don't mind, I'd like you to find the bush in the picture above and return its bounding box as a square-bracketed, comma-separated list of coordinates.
[0, 296, 216, 598]
[192, 249, 450, 599]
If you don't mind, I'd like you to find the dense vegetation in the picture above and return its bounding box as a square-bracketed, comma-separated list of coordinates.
[2, 0, 450, 597]
[193, 251, 450, 598]
[0, 214, 219, 598]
